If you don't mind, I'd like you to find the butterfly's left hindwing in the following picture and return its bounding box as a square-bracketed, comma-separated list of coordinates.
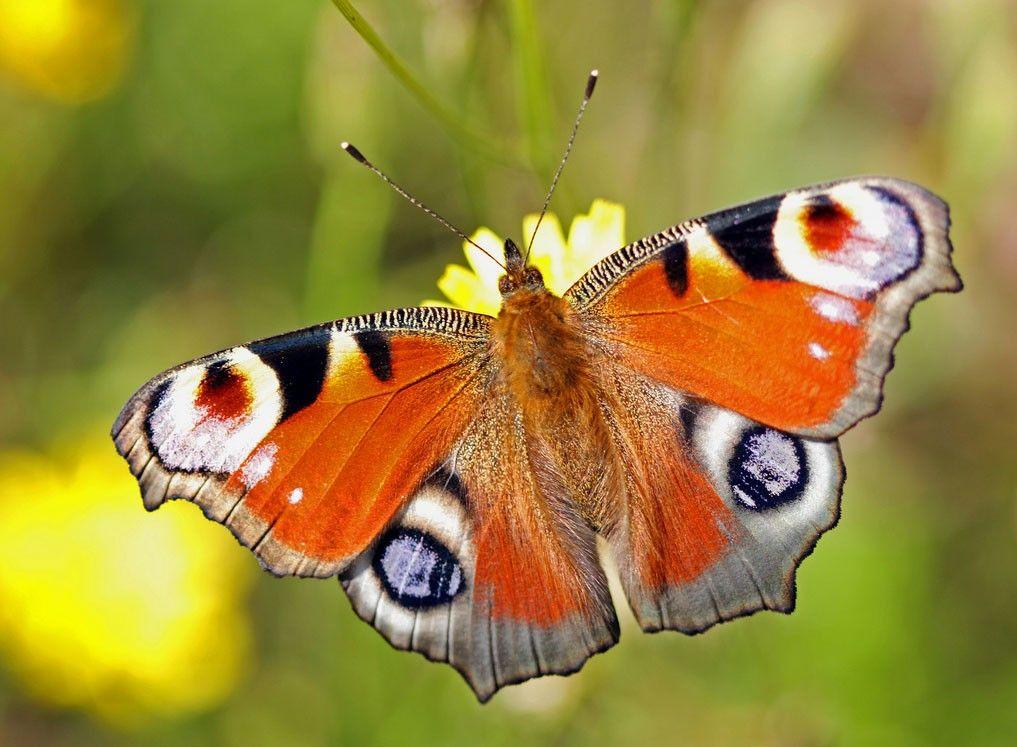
[112, 308, 489, 578]
[569, 177, 961, 438]
[340, 390, 619, 702]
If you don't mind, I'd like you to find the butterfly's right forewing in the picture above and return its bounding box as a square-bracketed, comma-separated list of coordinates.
[569, 177, 960, 439]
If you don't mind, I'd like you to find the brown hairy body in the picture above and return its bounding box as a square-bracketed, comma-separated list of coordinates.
[490, 282, 620, 531]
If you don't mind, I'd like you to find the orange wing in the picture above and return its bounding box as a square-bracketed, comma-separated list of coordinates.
[114, 307, 618, 702]
[339, 388, 619, 702]
[600, 371, 843, 633]
[113, 307, 488, 578]
[568, 178, 961, 438]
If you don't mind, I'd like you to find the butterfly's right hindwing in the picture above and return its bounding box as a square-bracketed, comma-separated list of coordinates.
[600, 373, 843, 634]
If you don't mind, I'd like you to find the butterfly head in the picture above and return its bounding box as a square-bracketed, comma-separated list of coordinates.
[498, 238, 545, 297]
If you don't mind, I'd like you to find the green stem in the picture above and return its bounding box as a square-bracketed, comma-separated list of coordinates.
[330, 0, 522, 167]
[507, 0, 555, 178]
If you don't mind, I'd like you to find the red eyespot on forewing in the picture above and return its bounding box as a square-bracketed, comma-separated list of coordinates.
[195, 364, 253, 421]
[803, 198, 856, 256]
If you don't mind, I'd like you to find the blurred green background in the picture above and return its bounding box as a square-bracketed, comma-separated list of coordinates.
[1, 0, 1015, 744]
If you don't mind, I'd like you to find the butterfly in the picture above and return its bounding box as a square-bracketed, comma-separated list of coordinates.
[112, 73, 960, 701]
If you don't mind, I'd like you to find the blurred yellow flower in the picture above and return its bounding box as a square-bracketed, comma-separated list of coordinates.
[430, 199, 626, 315]
[0, 0, 134, 104]
[0, 439, 253, 726]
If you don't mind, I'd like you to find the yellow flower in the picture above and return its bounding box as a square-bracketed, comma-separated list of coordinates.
[0, 0, 134, 104]
[0, 438, 253, 726]
[431, 199, 626, 315]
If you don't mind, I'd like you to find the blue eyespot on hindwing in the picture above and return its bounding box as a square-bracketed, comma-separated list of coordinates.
[728, 426, 808, 510]
[373, 528, 464, 608]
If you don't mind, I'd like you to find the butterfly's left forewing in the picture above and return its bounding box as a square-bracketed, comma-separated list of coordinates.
[113, 307, 489, 578]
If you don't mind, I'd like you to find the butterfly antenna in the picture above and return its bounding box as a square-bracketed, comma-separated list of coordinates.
[340, 142, 507, 271]
[524, 69, 599, 263]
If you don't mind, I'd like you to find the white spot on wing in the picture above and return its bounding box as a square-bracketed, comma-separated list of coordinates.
[241, 442, 278, 489]
[327, 328, 361, 378]
[402, 485, 468, 543]
[809, 292, 860, 325]
[686, 223, 740, 272]
[808, 342, 831, 360]
[734, 490, 757, 508]
[288, 487, 304, 505]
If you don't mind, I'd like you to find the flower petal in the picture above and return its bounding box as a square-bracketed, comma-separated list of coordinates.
[0, 443, 252, 725]
[431, 200, 626, 309]
[463, 228, 506, 288]
[436, 263, 502, 316]
[564, 199, 626, 287]
[521, 213, 568, 295]
[0, 0, 134, 104]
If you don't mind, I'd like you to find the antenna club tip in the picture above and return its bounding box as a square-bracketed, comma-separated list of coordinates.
[341, 141, 368, 164]
[585, 70, 599, 98]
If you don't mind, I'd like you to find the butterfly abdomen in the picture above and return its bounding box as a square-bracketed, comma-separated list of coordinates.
[491, 287, 621, 527]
